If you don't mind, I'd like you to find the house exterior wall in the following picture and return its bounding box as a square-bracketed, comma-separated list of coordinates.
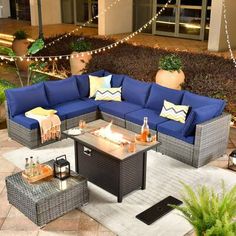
[30, 0, 62, 26]
[0, 0, 10, 18]
[208, 0, 236, 51]
[98, 0, 133, 35]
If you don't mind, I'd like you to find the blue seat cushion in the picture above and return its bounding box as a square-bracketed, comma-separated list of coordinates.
[99, 101, 142, 119]
[125, 109, 168, 130]
[181, 91, 226, 116]
[157, 120, 195, 144]
[54, 100, 97, 119]
[75, 70, 106, 98]
[11, 114, 39, 129]
[122, 76, 151, 107]
[104, 71, 125, 88]
[82, 97, 108, 106]
[182, 105, 221, 136]
[44, 77, 80, 106]
[5, 82, 49, 117]
[146, 83, 184, 113]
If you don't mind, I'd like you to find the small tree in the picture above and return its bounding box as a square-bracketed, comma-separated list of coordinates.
[0, 39, 46, 86]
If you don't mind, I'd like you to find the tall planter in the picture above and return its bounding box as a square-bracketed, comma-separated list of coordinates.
[70, 51, 92, 75]
[12, 39, 30, 71]
[155, 69, 185, 90]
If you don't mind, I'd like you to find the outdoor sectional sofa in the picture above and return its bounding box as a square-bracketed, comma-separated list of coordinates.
[5, 70, 231, 168]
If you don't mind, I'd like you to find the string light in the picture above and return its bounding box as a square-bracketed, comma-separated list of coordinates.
[0, 0, 172, 62]
[222, 0, 236, 68]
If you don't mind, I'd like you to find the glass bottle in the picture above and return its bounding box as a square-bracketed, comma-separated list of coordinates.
[29, 156, 34, 177]
[25, 158, 30, 176]
[36, 157, 41, 176]
[141, 117, 150, 142]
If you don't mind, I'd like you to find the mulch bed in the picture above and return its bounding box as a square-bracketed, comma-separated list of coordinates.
[35, 35, 236, 116]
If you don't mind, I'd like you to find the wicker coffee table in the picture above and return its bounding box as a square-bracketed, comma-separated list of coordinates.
[63, 119, 160, 203]
[5, 160, 89, 226]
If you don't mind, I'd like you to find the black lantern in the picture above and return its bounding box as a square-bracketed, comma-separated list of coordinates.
[54, 155, 70, 180]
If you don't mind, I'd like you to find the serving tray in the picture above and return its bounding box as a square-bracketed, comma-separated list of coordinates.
[22, 164, 53, 183]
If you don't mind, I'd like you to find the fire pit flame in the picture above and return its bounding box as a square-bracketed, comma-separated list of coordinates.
[93, 121, 128, 145]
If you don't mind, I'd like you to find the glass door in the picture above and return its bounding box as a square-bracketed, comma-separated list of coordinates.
[74, 0, 98, 27]
[153, 0, 208, 40]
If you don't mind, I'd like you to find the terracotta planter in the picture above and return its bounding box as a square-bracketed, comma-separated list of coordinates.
[12, 39, 31, 71]
[155, 69, 185, 90]
[0, 102, 6, 123]
[70, 51, 92, 75]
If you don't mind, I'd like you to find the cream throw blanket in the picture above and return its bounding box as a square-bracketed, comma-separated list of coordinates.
[25, 107, 61, 143]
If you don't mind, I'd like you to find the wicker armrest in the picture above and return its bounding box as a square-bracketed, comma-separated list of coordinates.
[194, 113, 231, 149]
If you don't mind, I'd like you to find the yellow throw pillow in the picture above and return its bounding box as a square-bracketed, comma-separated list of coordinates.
[25, 107, 57, 116]
[95, 87, 122, 101]
[160, 100, 189, 123]
[89, 75, 112, 98]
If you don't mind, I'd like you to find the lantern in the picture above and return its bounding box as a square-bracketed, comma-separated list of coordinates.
[53, 155, 70, 180]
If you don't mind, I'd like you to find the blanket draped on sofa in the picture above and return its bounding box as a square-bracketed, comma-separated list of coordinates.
[25, 107, 61, 143]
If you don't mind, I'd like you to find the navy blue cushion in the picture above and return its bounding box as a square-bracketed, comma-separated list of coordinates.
[75, 70, 106, 98]
[44, 77, 80, 106]
[146, 83, 184, 113]
[104, 71, 125, 88]
[82, 97, 107, 106]
[181, 91, 226, 116]
[99, 101, 142, 119]
[125, 109, 168, 130]
[122, 77, 151, 107]
[54, 100, 97, 119]
[157, 120, 195, 144]
[182, 105, 221, 136]
[11, 114, 39, 129]
[5, 82, 49, 117]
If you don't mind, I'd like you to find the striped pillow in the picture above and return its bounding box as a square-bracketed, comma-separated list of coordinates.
[160, 100, 189, 123]
[95, 87, 122, 101]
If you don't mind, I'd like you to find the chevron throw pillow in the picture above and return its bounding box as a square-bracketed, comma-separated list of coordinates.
[95, 87, 122, 101]
[160, 100, 189, 123]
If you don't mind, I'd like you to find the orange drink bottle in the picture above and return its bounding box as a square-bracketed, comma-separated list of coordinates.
[141, 117, 150, 142]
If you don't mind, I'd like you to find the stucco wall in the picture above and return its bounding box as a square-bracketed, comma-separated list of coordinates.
[208, 0, 236, 51]
[30, 0, 62, 26]
[0, 0, 10, 18]
[98, 0, 133, 35]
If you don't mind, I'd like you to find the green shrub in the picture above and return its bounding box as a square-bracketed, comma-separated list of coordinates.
[159, 54, 183, 72]
[171, 182, 236, 236]
[0, 80, 16, 104]
[13, 30, 28, 40]
[70, 38, 91, 53]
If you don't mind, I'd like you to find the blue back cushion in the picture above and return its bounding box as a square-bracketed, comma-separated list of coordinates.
[122, 76, 151, 106]
[44, 77, 80, 106]
[182, 105, 220, 136]
[146, 83, 184, 113]
[104, 71, 125, 87]
[75, 70, 105, 98]
[5, 82, 49, 117]
[181, 91, 225, 116]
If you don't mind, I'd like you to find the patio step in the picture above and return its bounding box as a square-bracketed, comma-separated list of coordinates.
[0, 33, 13, 47]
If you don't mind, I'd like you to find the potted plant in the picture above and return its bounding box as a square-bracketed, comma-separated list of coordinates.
[171, 182, 236, 235]
[156, 54, 185, 90]
[12, 30, 30, 71]
[0, 80, 15, 123]
[69, 38, 92, 75]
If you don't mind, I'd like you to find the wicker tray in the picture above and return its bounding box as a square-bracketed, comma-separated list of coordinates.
[22, 164, 53, 183]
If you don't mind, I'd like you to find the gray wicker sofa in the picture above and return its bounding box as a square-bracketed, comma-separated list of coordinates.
[5, 70, 231, 168]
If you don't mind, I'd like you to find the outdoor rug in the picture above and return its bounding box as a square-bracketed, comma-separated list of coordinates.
[3, 138, 236, 236]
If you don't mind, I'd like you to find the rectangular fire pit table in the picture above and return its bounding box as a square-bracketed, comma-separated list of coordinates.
[63, 119, 160, 203]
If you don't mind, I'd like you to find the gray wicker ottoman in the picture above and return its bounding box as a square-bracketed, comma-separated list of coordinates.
[5, 160, 89, 226]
